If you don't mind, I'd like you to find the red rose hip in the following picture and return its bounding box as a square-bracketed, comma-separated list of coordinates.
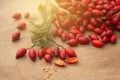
[44, 54, 52, 63]
[92, 40, 104, 48]
[28, 49, 36, 62]
[16, 48, 27, 59]
[12, 31, 20, 41]
[38, 48, 45, 59]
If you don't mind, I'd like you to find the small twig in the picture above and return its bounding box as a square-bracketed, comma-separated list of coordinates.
[27, 44, 36, 50]
[49, 39, 64, 49]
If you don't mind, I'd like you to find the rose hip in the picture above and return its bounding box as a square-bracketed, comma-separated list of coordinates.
[65, 48, 76, 57]
[60, 50, 66, 60]
[70, 29, 81, 35]
[12, 31, 20, 41]
[44, 54, 51, 62]
[106, 30, 113, 37]
[61, 32, 68, 41]
[92, 40, 104, 48]
[78, 36, 90, 45]
[38, 48, 45, 59]
[102, 36, 109, 43]
[17, 22, 26, 30]
[16, 48, 26, 59]
[91, 10, 103, 16]
[87, 24, 95, 31]
[110, 35, 117, 43]
[45, 48, 53, 56]
[67, 39, 78, 47]
[54, 47, 60, 57]
[28, 49, 36, 62]
[13, 13, 21, 20]
[89, 34, 99, 40]
[76, 34, 83, 41]
[115, 25, 120, 31]
[24, 12, 30, 18]
[65, 57, 78, 64]
[68, 33, 75, 39]
[54, 59, 65, 67]
[94, 28, 103, 35]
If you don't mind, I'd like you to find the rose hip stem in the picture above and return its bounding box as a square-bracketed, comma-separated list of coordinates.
[27, 44, 36, 50]
[49, 38, 64, 49]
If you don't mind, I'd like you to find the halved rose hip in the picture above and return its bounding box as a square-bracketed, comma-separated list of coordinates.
[65, 57, 78, 64]
[54, 59, 66, 67]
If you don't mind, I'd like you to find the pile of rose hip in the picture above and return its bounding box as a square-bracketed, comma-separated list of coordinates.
[12, 12, 78, 67]
[16, 47, 78, 67]
[53, 0, 120, 48]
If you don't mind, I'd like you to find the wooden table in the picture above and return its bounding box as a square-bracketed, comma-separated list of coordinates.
[0, 0, 120, 80]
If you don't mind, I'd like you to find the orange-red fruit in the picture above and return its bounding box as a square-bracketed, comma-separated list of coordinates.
[58, 29, 64, 37]
[17, 22, 26, 30]
[102, 36, 109, 43]
[65, 57, 78, 64]
[28, 49, 36, 62]
[16, 48, 26, 59]
[115, 25, 120, 31]
[61, 32, 68, 41]
[87, 24, 95, 31]
[65, 48, 77, 57]
[68, 7, 76, 14]
[92, 40, 104, 48]
[59, 2, 72, 9]
[106, 30, 113, 37]
[101, 31, 107, 38]
[13, 13, 21, 20]
[76, 34, 83, 41]
[89, 34, 99, 40]
[57, 10, 67, 16]
[54, 47, 60, 57]
[78, 36, 90, 45]
[94, 28, 103, 35]
[44, 54, 51, 62]
[70, 29, 81, 35]
[63, 17, 72, 27]
[110, 35, 117, 44]
[68, 33, 75, 39]
[38, 48, 45, 59]
[12, 31, 20, 41]
[79, 26, 86, 33]
[60, 50, 66, 60]
[67, 39, 78, 46]
[45, 48, 53, 56]
[24, 12, 30, 18]
[54, 59, 65, 67]
[91, 10, 103, 16]
[54, 20, 61, 28]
